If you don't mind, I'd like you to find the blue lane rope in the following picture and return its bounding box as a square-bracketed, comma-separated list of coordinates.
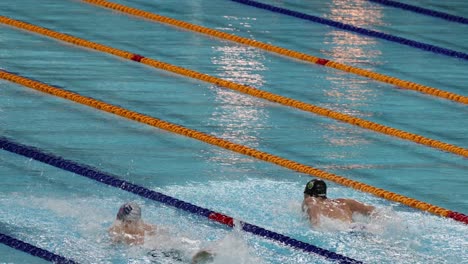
[0, 233, 77, 264]
[0, 136, 362, 264]
[229, 0, 468, 61]
[368, 0, 468, 25]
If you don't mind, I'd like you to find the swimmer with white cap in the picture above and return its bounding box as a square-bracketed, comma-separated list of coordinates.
[108, 202, 156, 245]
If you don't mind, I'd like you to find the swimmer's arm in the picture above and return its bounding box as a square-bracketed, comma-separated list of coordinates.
[309, 212, 319, 226]
[143, 223, 157, 235]
[346, 199, 375, 215]
[108, 224, 119, 235]
[108, 225, 122, 243]
[304, 201, 320, 226]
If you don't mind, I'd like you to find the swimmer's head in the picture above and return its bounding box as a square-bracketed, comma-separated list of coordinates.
[304, 179, 327, 198]
[116, 202, 141, 222]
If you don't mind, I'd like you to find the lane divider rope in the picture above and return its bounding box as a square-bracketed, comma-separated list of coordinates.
[229, 0, 468, 60]
[368, 0, 468, 24]
[81, 0, 468, 105]
[1, 70, 467, 225]
[1, 16, 467, 159]
[0, 137, 362, 264]
[0, 233, 77, 264]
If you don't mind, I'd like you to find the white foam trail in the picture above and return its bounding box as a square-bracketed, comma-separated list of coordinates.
[201, 232, 266, 264]
[141, 225, 265, 264]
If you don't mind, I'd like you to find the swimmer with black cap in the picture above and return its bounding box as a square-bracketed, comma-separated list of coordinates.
[302, 179, 375, 226]
[108, 202, 156, 245]
[303, 179, 327, 199]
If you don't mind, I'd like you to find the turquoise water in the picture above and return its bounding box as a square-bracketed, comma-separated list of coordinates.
[0, 0, 467, 263]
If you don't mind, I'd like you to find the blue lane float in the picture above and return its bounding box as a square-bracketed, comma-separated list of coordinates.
[0, 136, 361, 264]
[0, 233, 77, 264]
[229, 0, 468, 60]
[368, 0, 468, 24]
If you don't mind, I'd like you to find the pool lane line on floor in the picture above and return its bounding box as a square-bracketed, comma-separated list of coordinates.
[1, 16, 467, 159]
[229, 0, 468, 61]
[1, 70, 467, 225]
[367, 0, 468, 24]
[82, 0, 468, 105]
[0, 233, 77, 264]
[0, 137, 362, 264]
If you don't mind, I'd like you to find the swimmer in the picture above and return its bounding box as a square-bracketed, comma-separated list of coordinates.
[302, 179, 375, 226]
[108, 202, 156, 245]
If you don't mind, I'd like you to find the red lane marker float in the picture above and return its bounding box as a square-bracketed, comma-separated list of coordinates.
[131, 54, 145, 62]
[448, 211, 468, 224]
[209, 212, 235, 227]
[315, 58, 329, 65]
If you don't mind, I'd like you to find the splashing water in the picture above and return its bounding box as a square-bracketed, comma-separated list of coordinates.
[1, 176, 467, 264]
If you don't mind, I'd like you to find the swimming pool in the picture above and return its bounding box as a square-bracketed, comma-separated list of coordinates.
[0, 0, 467, 263]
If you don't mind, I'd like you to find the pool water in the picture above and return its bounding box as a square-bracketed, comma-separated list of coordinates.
[0, 0, 467, 263]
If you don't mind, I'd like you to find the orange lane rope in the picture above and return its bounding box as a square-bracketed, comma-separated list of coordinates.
[81, 0, 468, 105]
[0, 69, 458, 221]
[0, 16, 466, 158]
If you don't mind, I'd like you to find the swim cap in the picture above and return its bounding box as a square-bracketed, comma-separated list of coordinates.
[304, 179, 327, 198]
[116, 202, 142, 222]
